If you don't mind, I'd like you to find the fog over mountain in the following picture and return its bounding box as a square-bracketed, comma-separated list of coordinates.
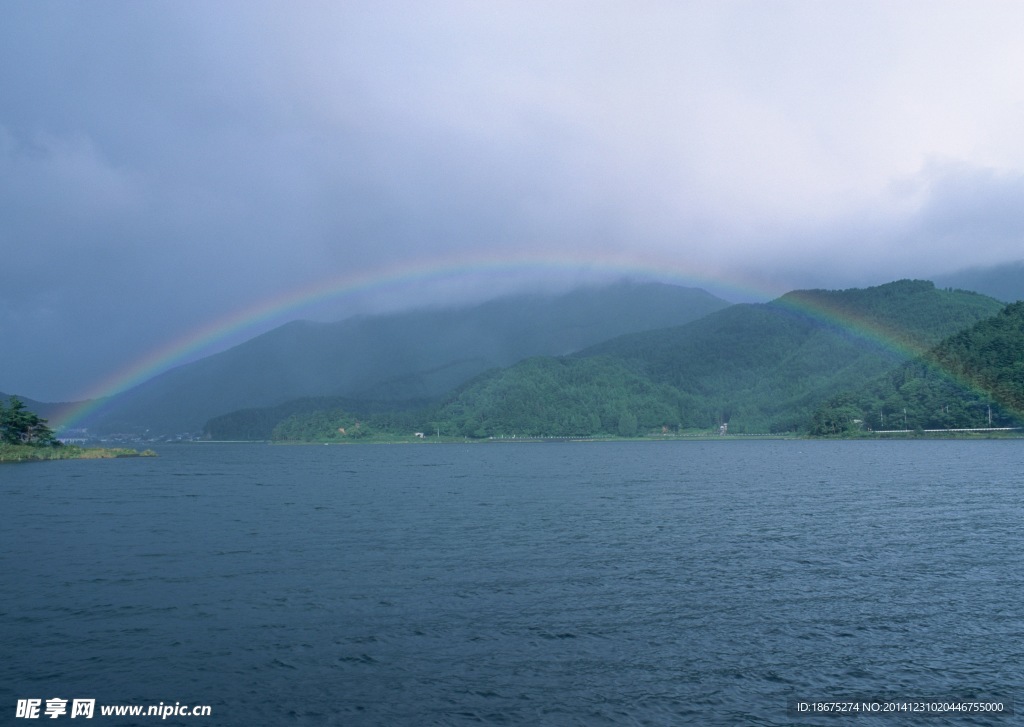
[4, 4, 1024, 402]
[932, 260, 1024, 303]
[64, 282, 729, 435]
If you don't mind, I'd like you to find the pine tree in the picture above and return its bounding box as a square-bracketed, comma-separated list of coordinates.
[0, 397, 59, 446]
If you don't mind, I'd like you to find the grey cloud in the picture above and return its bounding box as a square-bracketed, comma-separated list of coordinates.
[4, 2, 1024, 400]
[916, 164, 1024, 257]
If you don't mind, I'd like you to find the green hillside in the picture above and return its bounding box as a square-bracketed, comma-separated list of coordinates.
[73, 281, 730, 435]
[261, 357, 692, 442]
[811, 301, 1024, 434]
[267, 280, 1007, 441]
[434, 356, 693, 438]
[205, 395, 437, 440]
[570, 280, 1004, 432]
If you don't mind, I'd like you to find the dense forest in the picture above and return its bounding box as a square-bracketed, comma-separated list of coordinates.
[810, 301, 1024, 434]
[259, 358, 692, 441]
[571, 281, 1004, 432]
[208, 280, 1020, 442]
[205, 395, 438, 440]
[433, 356, 694, 437]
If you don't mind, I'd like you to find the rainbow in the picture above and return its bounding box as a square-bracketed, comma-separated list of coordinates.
[767, 287, 1020, 424]
[49, 250, 1002, 430]
[54, 250, 774, 432]
[52, 250, 775, 429]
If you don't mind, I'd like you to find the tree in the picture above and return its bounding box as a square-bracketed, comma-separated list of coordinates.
[0, 397, 59, 446]
[616, 410, 638, 437]
[808, 394, 864, 436]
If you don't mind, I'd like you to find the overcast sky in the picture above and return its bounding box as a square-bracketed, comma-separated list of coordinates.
[4, 1, 1024, 401]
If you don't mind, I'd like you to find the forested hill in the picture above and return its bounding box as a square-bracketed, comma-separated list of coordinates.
[80, 281, 730, 435]
[263, 280, 1007, 440]
[811, 301, 1024, 434]
[205, 395, 436, 441]
[548, 280, 1004, 433]
[581, 280, 1001, 368]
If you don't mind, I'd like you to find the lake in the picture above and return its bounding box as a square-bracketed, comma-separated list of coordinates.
[2, 440, 1021, 725]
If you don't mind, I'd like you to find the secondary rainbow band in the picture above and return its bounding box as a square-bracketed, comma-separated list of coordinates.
[761, 289, 1018, 421]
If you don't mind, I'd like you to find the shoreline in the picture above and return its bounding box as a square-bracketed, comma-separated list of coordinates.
[0, 444, 157, 463]
[198, 431, 1024, 446]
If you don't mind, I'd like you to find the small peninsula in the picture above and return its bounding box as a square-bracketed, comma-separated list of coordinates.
[0, 443, 157, 463]
[0, 397, 155, 463]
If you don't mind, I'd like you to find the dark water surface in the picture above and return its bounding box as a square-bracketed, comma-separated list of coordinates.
[2, 441, 1022, 725]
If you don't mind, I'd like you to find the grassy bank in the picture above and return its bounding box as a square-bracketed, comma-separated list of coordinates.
[0, 444, 157, 463]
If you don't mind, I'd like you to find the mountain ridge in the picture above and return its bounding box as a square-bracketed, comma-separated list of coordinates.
[427, 280, 1006, 436]
[811, 300, 1024, 434]
[57, 281, 731, 434]
[241, 279, 1009, 442]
